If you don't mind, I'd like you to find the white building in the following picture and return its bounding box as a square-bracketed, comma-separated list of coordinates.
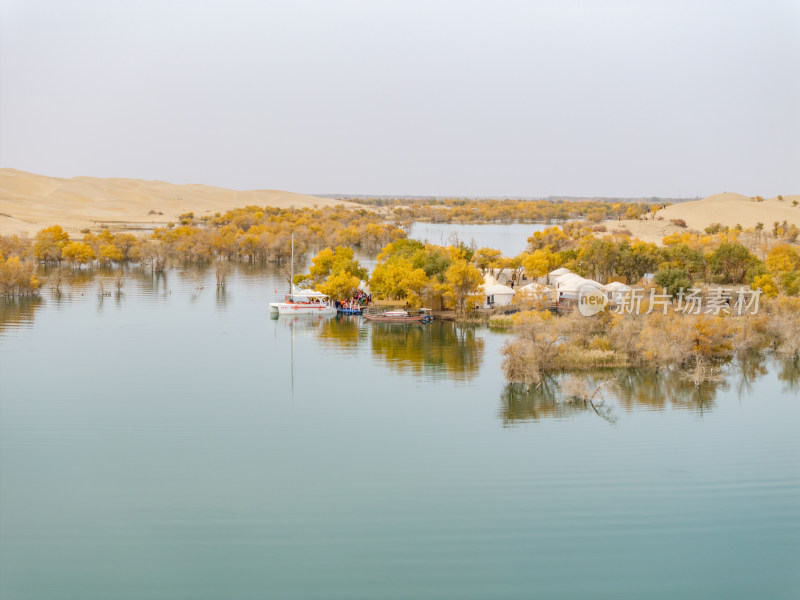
[482, 282, 516, 308]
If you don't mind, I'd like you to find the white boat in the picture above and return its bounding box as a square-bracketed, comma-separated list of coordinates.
[269, 290, 336, 315]
[269, 233, 336, 315]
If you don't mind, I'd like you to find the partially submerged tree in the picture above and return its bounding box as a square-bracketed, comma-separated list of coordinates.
[61, 241, 96, 268]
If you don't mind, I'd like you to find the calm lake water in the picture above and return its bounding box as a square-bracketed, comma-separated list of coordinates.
[1, 263, 799, 599]
[409, 222, 548, 256]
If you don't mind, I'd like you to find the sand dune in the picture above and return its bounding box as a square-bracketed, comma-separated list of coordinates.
[0, 169, 359, 236]
[3, 170, 797, 247]
[613, 192, 800, 244]
[658, 192, 800, 230]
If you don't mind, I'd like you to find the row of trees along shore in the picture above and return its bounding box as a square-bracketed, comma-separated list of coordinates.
[349, 197, 660, 223]
[1, 204, 799, 305]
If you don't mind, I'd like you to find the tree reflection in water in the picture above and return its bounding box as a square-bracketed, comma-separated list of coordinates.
[614, 368, 726, 414]
[500, 373, 618, 425]
[497, 362, 774, 425]
[731, 354, 770, 398]
[778, 358, 800, 393]
[317, 315, 366, 351]
[369, 321, 484, 381]
[0, 296, 44, 334]
[316, 319, 484, 381]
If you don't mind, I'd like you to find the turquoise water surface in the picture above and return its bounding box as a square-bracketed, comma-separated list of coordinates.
[1, 264, 798, 599]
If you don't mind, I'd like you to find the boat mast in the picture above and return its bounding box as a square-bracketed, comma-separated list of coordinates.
[290, 232, 294, 296]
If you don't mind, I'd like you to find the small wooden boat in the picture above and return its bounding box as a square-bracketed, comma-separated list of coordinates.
[363, 309, 432, 323]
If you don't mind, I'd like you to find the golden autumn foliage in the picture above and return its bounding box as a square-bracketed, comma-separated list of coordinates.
[2, 200, 797, 307]
[349, 197, 653, 224]
[474, 247, 503, 275]
[765, 244, 800, 273]
[443, 260, 484, 314]
[527, 226, 571, 252]
[369, 260, 429, 307]
[0, 234, 31, 260]
[61, 241, 96, 266]
[522, 248, 561, 279]
[318, 270, 362, 301]
[758, 244, 800, 296]
[751, 274, 778, 297]
[0, 256, 40, 296]
[33, 225, 70, 262]
[295, 246, 367, 300]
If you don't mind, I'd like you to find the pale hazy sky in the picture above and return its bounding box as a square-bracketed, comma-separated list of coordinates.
[1, 0, 798, 197]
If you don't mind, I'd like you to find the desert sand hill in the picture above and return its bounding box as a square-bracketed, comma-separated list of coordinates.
[612, 192, 800, 244]
[0, 169, 360, 236]
[658, 192, 800, 230]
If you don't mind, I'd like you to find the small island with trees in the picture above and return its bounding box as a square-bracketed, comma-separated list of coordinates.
[2, 193, 799, 392]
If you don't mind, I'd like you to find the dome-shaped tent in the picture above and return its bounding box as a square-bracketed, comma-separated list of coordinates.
[580, 279, 605, 289]
[556, 279, 585, 300]
[547, 267, 572, 284]
[481, 282, 516, 308]
[603, 281, 633, 304]
[518, 282, 556, 302]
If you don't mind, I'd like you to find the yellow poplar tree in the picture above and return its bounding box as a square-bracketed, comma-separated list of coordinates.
[522, 248, 559, 279]
[752, 274, 778, 298]
[296, 246, 366, 289]
[474, 247, 503, 275]
[398, 266, 429, 308]
[766, 244, 800, 275]
[444, 259, 483, 313]
[319, 269, 361, 301]
[0, 256, 41, 296]
[61, 241, 96, 266]
[368, 259, 429, 306]
[98, 244, 124, 263]
[368, 261, 405, 299]
[33, 225, 70, 262]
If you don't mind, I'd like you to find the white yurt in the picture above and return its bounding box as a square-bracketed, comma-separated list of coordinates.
[604, 281, 633, 304]
[553, 273, 585, 289]
[482, 283, 516, 308]
[556, 279, 584, 301]
[548, 267, 572, 284]
[518, 282, 555, 302]
[580, 279, 605, 290]
[551, 272, 582, 286]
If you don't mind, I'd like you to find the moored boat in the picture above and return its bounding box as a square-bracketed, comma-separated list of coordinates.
[268, 233, 336, 315]
[270, 290, 337, 315]
[363, 308, 432, 323]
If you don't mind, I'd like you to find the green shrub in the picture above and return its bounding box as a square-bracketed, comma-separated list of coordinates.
[655, 268, 691, 297]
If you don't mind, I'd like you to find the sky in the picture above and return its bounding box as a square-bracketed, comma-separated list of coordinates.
[1, 0, 798, 198]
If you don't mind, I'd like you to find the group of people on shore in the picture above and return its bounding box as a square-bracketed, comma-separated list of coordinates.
[334, 290, 371, 311]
